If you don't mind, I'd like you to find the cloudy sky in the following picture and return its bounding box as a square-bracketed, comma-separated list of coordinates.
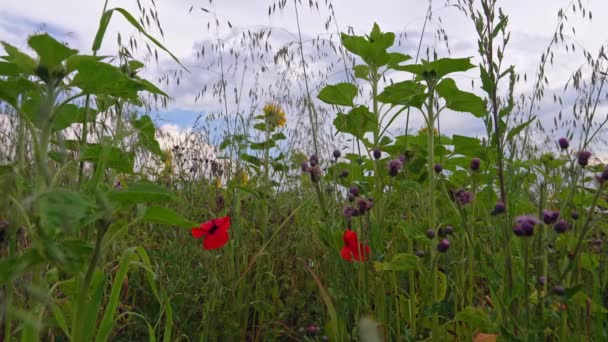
[1, 0, 607, 155]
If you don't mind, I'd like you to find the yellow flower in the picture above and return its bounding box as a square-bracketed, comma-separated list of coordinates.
[263, 103, 286, 128]
[162, 149, 173, 171]
[215, 176, 222, 188]
[239, 169, 249, 185]
[418, 126, 439, 136]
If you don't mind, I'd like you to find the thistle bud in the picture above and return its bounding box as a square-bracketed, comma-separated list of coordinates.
[577, 150, 591, 167]
[437, 239, 450, 252]
[470, 158, 481, 171]
[333, 149, 341, 160]
[434, 163, 443, 173]
[309, 154, 319, 167]
[373, 148, 381, 160]
[558, 137, 569, 150]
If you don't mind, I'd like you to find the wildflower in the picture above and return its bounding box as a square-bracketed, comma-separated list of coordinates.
[339, 170, 349, 178]
[558, 137, 569, 150]
[434, 163, 442, 173]
[577, 150, 592, 167]
[237, 169, 249, 185]
[539, 276, 547, 285]
[600, 165, 608, 183]
[348, 194, 355, 202]
[388, 159, 402, 176]
[340, 229, 370, 262]
[262, 103, 286, 128]
[553, 285, 566, 296]
[426, 229, 436, 239]
[491, 201, 506, 216]
[301, 161, 310, 172]
[441, 225, 454, 236]
[372, 148, 381, 160]
[542, 210, 560, 225]
[470, 158, 481, 171]
[309, 154, 319, 167]
[310, 165, 322, 183]
[333, 149, 341, 160]
[454, 189, 473, 206]
[357, 198, 373, 215]
[191, 216, 231, 250]
[437, 239, 450, 252]
[554, 219, 569, 233]
[349, 186, 359, 197]
[398, 154, 407, 163]
[571, 210, 579, 220]
[514, 215, 540, 237]
[215, 177, 222, 188]
[342, 206, 359, 219]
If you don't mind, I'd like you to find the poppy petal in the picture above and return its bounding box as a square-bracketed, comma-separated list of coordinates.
[215, 216, 231, 230]
[191, 220, 214, 239]
[343, 229, 359, 247]
[340, 247, 353, 261]
[203, 227, 230, 250]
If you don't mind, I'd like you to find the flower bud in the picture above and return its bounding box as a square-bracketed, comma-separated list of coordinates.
[470, 158, 481, 171]
[437, 239, 450, 252]
[554, 219, 569, 233]
[577, 150, 591, 167]
[434, 163, 443, 173]
[373, 148, 381, 160]
[558, 137, 569, 150]
[426, 229, 436, 239]
[388, 159, 403, 176]
[491, 201, 506, 216]
[333, 149, 341, 160]
[309, 154, 319, 167]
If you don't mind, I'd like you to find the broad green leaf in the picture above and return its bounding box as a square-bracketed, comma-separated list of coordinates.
[394, 57, 476, 79]
[434, 270, 447, 303]
[387, 52, 411, 67]
[0, 78, 38, 110]
[0, 61, 20, 76]
[436, 78, 486, 118]
[39, 189, 93, 235]
[65, 55, 107, 73]
[140, 206, 198, 228]
[377, 80, 425, 108]
[52, 104, 83, 132]
[452, 135, 486, 159]
[27, 34, 78, 70]
[250, 139, 276, 150]
[0, 42, 36, 74]
[132, 115, 163, 157]
[333, 106, 376, 140]
[341, 23, 394, 67]
[271, 132, 287, 140]
[318, 82, 357, 106]
[455, 306, 495, 332]
[240, 153, 262, 166]
[80, 143, 134, 173]
[375, 253, 419, 272]
[353, 65, 369, 79]
[0, 249, 44, 284]
[108, 182, 173, 205]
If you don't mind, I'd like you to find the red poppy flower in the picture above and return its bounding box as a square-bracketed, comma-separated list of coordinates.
[191, 216, 231, 250]
[340, 229, 370, 262]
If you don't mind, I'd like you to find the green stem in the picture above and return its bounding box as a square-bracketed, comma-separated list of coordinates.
[426, 82, 439, 339]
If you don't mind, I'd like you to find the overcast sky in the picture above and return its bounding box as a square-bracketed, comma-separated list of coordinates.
[1, 0, 607, 156]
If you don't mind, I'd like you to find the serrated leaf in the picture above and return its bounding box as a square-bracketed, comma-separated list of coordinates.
[377, 80, 425, 108]
[318, 82, 357, 106]
[132, 115, 163, 157]
[27, 34, 78, 70]
[353, 65, 369, 79]
[395, 57, 475, 79]
[333, 106, 376, 141]
[39, 189, 93, 235]
[0, 42, 36, 74]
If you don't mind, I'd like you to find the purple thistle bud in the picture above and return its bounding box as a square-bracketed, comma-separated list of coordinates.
[470, 158, 481, 171]
[342, 206, 358, 219]
[426, 229, 436, 239]
[571, 210, 579, 220]
[515, 215, 540, 237]
[558, 137, 569, 150]
[434, 163, 443, 173]
[437, 239, 450, 252]
[309, 154, 319, 167]
[554, 219, 569, 233]
[539, 276, 547, 285]
[373, 148, 381, 160]
[388, 159, 403, 177]
[553, 285, 566, 296]
[357, 198, 373, 215]
[444, 225, 454, 235]
[542, 210, 560, 225]
[454, 189, 473, 206]
[339, 169, 349, 178]
[301, 162, 310, 172]
[577, 150, 592, 167]
[399, 154, 406, 163]
[491, 201, 506, 216]
[349, 186, 359, 197]
[333, 149, 341, 160]
[348, 194, 355, 202]
[310, 165, 322, 182]
[513, 225, 525, 236]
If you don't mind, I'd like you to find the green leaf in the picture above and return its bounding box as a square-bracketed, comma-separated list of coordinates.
[333, 106, 377, 140]
[452, 135, 486, 160]
[250, 139, 276, 150]
[271, 132, 287, 140]
[140, 206, 198, 228]
[0, 42, 36, 74]
[387, 52, 411, 68]
[132, 115, 163, 157]
[507, 117, 536, 140]
[318, 82, 358, 106]
[80, 143, 134, 173]
[0, 61, 20, 76]
[341, 23, 394, 67]
[27, 34, 78, 70]
[436, 78, 486, 117]
[39, 190, 93, 235]
[353, 65, 369, 79]
[92, 8, 187, 71]
[377, 80, 425, 108]
[52, 104, 82, 132]
[394, 57, 476, 79]
[455, 306, 495, 332]
[433, 270, 447, 303]
[376, 253, 419, 272]
[240, 153, 262, 166]
[0, 249, 44, 284]
[108, 182, 173, 205]
[0, 78, 38, 110]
